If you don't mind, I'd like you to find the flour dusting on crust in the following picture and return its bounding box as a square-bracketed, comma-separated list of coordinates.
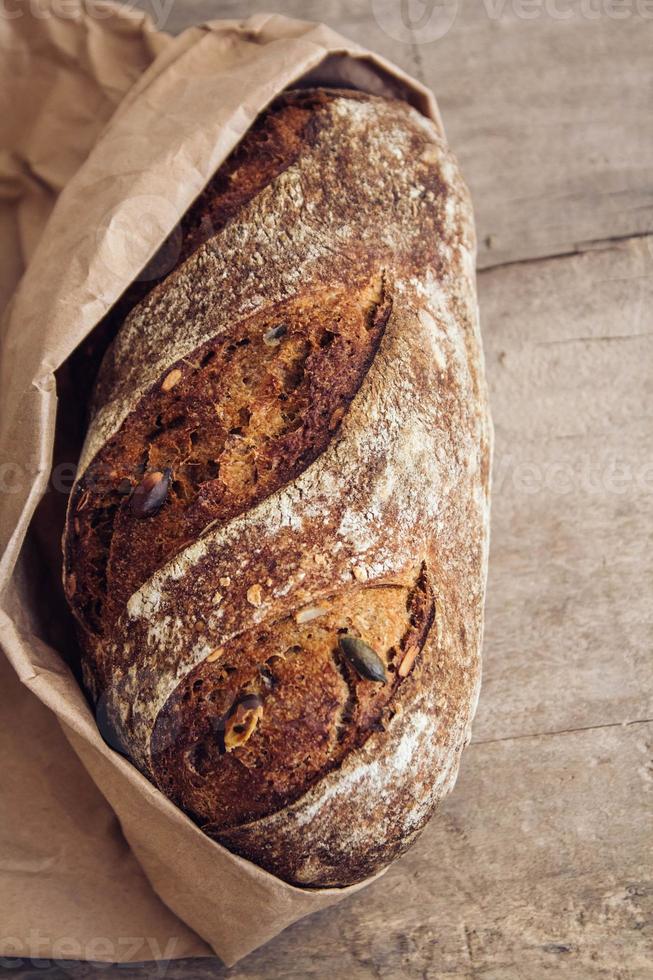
[67, 90, 492, 886]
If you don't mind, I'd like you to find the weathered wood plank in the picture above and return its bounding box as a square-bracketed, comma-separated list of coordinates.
[477, 233, 653, 740]
[417, 0, 653, 268]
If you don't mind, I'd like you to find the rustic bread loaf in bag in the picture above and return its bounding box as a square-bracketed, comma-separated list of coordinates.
[63, 87, 491, 887]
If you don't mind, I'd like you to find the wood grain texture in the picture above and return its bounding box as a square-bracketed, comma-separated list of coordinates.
[478, 235, 653, 741]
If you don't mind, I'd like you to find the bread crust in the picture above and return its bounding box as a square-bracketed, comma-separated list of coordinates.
[63, 88, 491, 886]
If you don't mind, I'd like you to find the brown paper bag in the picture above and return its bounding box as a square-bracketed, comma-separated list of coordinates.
[0, 2, 443, 965]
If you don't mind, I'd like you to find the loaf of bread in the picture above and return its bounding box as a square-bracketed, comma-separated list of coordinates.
[63, 88, 491, 887]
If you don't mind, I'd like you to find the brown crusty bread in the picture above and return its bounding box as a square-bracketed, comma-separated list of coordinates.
[63, 88, 491, 887]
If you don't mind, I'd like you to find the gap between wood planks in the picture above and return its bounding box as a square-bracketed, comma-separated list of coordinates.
[476, 230, 653, 276]
[472, 716, 653, 748]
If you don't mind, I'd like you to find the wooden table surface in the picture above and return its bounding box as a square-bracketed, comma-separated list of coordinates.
[7, 2, 652, 977]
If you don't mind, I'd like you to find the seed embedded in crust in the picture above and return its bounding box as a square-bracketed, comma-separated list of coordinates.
[219, 576, 231, 588]
[130, 468, 171, 518]
[247, 583, 263, 607]
[352, 564, 368, 582]
[267, 651, 287, 664]
[224, 694, 264, 751]
[263, 324, 287, 346]
[295, 605, 328, 625]
[398, 644, 420, 677]
[420, 145, 439, 165]
[161, 368, 182, 391]
[206, 648, 223, 663]
[338, 635, 387, 683]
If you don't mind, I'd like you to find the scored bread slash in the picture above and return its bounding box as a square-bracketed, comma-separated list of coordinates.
[130, 468, 171, 518]
[338, 635, 387, 683]
[161, 367, 182, 391]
